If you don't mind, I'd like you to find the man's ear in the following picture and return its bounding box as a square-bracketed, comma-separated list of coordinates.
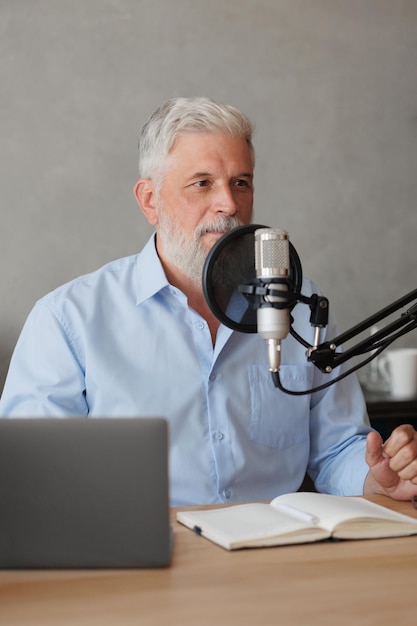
[133, 178, 158, 226]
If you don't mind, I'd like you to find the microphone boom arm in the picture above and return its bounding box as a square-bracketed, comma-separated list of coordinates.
[306, 288, 417, 373]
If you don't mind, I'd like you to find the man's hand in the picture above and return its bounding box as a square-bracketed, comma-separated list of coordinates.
[364, 424, 417, 500]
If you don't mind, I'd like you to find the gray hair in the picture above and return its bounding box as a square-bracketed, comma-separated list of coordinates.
[137, 97, 255, 188]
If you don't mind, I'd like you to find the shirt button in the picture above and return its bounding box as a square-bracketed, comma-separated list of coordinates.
[224, 489, 231, 499]
[196, 322, 204, 330]
[215, 432, 224, 440]
[209, 373, 216, 381]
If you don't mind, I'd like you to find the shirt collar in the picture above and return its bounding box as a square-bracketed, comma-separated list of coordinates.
[135, 233, 170, 305]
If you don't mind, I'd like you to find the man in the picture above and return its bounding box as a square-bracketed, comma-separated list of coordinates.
[1, 97, 417, 505]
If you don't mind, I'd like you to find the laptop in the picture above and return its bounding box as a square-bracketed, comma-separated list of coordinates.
[0, 417, 172, 569]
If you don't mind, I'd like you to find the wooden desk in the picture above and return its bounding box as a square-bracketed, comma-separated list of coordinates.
[1, 496, 417, 625]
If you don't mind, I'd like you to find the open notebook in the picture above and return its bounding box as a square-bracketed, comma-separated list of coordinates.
[177, 491, 417, 550]
[0, 417, 172, 568]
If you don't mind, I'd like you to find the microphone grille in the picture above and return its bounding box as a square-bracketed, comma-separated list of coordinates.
[255, 228, 289, 278]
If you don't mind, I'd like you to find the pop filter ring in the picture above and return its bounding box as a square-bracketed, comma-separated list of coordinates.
[202, 223, 303, 333]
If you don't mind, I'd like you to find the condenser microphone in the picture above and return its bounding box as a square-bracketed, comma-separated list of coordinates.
[202, 223, 302, 335]
[254, 228, 290, 372]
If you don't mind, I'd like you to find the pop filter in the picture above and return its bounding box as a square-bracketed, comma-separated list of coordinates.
[202, 224, 303, 333]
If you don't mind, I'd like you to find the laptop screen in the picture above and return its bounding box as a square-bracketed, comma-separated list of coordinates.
[0, 417, 172, 568]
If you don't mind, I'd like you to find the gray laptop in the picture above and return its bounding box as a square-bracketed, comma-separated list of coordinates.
[0, 417, 172, 569]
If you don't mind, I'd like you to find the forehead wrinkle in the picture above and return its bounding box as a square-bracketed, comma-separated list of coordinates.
[189, 170, 253, 179]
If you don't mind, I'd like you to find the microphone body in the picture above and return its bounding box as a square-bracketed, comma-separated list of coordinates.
[254, 228, 290, 372]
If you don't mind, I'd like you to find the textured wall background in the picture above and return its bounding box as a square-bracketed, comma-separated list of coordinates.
[1, 0, 416, 390]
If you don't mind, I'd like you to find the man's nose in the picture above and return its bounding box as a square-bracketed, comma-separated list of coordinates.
[213, 184, 238, 215]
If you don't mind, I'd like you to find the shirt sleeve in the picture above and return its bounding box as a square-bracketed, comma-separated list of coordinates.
[0, 301, 88, 417]
[307, 348, 372, 496]
[285, 277, 373, 496]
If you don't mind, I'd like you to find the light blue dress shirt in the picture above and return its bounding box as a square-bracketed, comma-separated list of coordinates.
[0, 235, 372, 505]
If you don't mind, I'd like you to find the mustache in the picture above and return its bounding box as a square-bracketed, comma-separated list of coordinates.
[196, 216, 243, 237]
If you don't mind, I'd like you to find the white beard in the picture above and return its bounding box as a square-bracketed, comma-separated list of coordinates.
[156, 212, 243, 283]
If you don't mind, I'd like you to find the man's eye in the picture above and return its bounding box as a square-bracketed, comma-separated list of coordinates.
[235, 179, 251, 188]
[194, 180, 210, 188]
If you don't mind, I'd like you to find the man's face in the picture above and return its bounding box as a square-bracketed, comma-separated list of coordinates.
[154, 132, 254, 281]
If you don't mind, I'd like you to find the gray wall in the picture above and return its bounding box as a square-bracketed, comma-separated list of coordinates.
[1, 0, 417, 391]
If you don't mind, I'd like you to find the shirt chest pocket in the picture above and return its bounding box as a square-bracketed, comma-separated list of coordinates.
[248, 364, 314, 450]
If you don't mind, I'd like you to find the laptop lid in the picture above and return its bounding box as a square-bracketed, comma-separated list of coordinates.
[0, 417, 172, 569]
